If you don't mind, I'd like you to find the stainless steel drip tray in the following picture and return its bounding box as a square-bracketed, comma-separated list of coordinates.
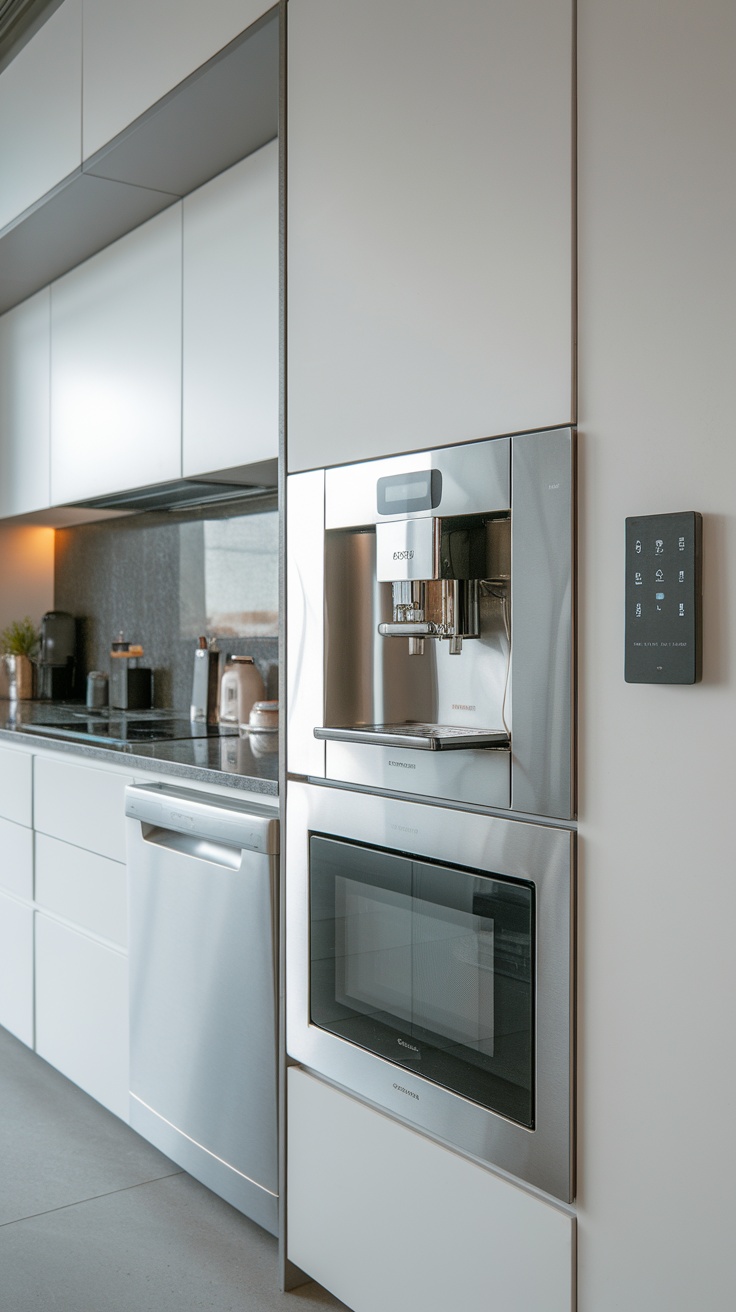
[314, 723, 510, 751]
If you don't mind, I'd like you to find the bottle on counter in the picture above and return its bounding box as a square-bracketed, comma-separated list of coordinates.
[219, 655, 265, 726]
[190, 635, 220, 723]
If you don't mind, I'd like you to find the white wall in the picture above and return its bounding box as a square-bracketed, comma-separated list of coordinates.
[577, 1, 736, 1307]
[0, 526, 55, 696]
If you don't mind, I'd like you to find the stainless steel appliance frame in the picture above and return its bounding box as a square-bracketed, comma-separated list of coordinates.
[286, 780, 575, 1203]
[287, 428, 575, 822]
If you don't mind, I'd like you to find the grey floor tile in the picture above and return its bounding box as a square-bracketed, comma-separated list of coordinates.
[0, 1172, 348, 1312]
[0, 1027, 179, 1225]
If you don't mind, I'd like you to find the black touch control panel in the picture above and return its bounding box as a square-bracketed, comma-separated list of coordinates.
[625, 511, 702, 684]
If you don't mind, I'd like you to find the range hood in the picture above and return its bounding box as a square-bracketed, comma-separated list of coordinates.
[69, 460, 278, 514]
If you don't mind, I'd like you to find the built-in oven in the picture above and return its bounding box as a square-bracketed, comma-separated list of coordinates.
[286, 781, 575, 1203]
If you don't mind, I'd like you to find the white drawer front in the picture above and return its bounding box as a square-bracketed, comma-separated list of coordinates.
[33, 756, 133, 862]
[0, 746, 33, 827]
[0, 891, 34, 1047]
[0, 816, 33, 900]
[35, 913, 129, 1121]
[35, 833, 126, 948]
[288, 1068, 575, 1312]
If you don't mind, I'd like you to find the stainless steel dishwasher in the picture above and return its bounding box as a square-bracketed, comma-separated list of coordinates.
[125, 782, 279, 1235]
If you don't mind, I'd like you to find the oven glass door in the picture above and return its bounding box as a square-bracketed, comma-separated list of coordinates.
[309, 834, 534, 1128]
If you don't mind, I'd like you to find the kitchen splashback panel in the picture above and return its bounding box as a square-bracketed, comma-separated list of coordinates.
[54, 505, 278, 711]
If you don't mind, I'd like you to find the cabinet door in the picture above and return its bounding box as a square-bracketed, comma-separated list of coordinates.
[33, 756, 133, 864]
[0, 0, 81, 232]
[288, 1068, 575, 1312]
[35, 834, 127, 948]
[183, 142, 279, 477]
[0, 745, 32, 828]
[0, 289, 51, 516]
[0, 817, 33, 901]
[82, 0, 276, 161]
[50, 205, 182, 504]
[286, 0, 573, 472]
[35, 912, 128, 1120]
[0, 891, 33, 1046]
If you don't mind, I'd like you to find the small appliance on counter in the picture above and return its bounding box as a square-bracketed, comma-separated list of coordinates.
[86, 671, 109, 709]
[109, 635, 152, 710]
[219, 655, 265, 725]
[37, 611, 76, 701]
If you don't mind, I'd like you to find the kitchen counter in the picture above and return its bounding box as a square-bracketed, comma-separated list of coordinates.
[0, 700, 278, 797]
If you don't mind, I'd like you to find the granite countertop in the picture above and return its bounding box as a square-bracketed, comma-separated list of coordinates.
[0, 700, 278, 797]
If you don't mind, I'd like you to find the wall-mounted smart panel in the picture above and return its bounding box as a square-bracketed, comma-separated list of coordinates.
[625, 512, 702, 684]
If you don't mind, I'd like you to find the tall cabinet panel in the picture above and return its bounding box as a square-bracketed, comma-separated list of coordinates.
[82, 0, 277, 161]
[182, 141, 279, 476]
[50, 205, 182, 504]
[0, 0, 82, 233]
[286, 0, 574, 472]
[0, 290, 50, 517]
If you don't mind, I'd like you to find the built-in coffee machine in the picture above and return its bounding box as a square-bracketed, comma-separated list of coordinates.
[287, 428, 574, 819]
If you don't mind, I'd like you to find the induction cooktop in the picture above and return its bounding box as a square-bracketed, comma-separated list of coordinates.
[21, 713, 238, 748]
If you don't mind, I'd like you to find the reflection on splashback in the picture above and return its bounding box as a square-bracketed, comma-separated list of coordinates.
[54, 500, 279, 712]
[180, 512, 279, 639]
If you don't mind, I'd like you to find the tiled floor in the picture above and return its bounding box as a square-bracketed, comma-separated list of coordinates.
[0, 1026, 348, 1312]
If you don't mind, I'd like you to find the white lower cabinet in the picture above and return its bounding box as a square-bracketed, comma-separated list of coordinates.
[33, 755, 133, 863]
[0, 815, 33, 901]
[287, 1068, 575, 1312]
[35, 833, 126, 948]
[0, 891, 34, 1046]
[0, 744, 33, 829]
[35, 912, 129, 1121]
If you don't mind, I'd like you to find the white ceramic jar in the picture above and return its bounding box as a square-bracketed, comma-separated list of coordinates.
[219, 656, 266, 725]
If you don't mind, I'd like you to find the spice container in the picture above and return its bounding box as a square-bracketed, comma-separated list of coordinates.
[109, 635, 152, 710]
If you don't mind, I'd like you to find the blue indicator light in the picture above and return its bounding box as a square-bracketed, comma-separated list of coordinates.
[655, 592, 665, 600]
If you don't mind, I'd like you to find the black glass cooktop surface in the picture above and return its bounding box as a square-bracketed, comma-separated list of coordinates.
[21, 713, 238, 747]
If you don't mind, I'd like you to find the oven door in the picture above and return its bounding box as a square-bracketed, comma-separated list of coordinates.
[286, 781, 575, 1202]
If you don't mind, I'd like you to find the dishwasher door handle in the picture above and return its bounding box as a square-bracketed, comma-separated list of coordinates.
[138, 823, 244, 870]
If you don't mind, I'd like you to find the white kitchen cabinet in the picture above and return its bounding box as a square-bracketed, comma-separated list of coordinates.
[0, 289, 51, 517]
[182, 142, 279, 477]
[286, 0, 574, 472]
[35, 912, 128, 1120]
[35, 833, 127, 948]
[287, 1068, 575, 1312]
[0, 816, 33, 901]
[0, 763, 34, 1043]
[0, 745, 33, 828]
[82, 0, 276, 162]
[0, 0, 82, 233]
[33, 755, 134, 864]
[0, 891, 34, 1046]
[50, 204, 182, 504]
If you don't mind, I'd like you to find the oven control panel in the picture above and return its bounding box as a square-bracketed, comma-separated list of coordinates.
[625, 511, 702, 683]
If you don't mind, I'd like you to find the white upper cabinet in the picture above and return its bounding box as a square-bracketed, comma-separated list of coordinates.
[0, 0, 82, 233]
[82, 0, 277, 161]
[286, 0, 574, 471]
[0, 289, 50, 516]
[182, 141, 279, 477]
[50, 205, 182, 504]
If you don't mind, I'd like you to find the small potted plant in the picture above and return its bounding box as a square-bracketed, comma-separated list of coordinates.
[1, 617, 40, 700]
